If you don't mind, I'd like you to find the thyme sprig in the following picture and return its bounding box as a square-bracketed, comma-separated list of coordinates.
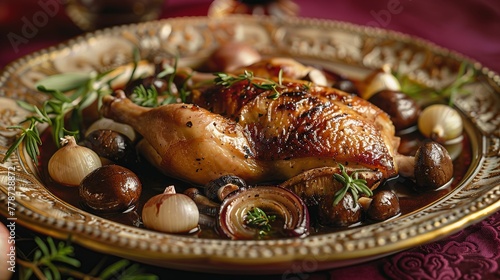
[332, 164, 373, 206]
[214, 69, 283, 99]
[245, 207, 276, 238]
[17, 236, 158, 280]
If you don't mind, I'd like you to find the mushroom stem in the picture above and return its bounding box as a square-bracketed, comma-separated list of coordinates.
[184, 188, 220, 216]
[358, 197, 372, 210]
[395, 154, 415, 178]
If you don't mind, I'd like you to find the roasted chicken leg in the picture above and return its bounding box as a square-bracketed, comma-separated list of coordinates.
[101, 65, 400, 187]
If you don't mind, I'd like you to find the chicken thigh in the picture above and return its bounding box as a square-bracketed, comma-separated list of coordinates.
[101, 65, 400, 187]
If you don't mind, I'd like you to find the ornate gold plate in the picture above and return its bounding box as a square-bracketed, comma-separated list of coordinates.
[1, 15, 500, 274]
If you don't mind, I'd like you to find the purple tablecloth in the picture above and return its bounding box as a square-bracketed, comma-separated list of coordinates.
[1, 0, 500, 279]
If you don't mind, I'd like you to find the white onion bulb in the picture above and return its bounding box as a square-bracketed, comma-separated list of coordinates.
[142, 186, 199, 234]
[85, 118, 136, 142]
[418, 104, 463, 144]
[48, 136, 102, 187]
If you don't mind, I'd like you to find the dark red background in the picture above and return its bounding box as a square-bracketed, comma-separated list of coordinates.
[1, 0, 499, 72]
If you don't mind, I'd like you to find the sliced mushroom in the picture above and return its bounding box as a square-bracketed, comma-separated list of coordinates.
[204, 175, 247, 202]
[279, 166, 383, 206]
[184, 188, 220, 216]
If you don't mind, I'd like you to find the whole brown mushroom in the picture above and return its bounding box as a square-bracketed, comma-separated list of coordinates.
[366, 190, 401, 221]
[369, 90, 421, 131]
[83, 129, 138, 168]
[414, 140, 454, 191]
[318, 193, 363, 227]
[79, 165, 142, 213]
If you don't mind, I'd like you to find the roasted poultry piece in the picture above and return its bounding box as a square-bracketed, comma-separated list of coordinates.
[101, 58, 401, 190]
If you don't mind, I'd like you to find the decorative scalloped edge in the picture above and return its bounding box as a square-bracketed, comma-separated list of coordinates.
[0, 15, 499, 273]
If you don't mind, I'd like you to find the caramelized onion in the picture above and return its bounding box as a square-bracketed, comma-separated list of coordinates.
[217, 186, 309, 240]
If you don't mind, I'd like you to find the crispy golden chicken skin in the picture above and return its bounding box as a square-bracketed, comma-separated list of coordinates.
[102, 69, 399, 186]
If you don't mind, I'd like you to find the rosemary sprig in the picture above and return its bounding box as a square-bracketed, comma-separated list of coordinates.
[2, 48, 151, 164]
[3, 84, 90, 165]
[332, 164, 373, 206]
[17, 236, 158, 280]
[437, 62, 476, 105]
[1, 65, 120, 164]
[130, 84, 160, 107]
[156, 57, 192, 104]
[3, 117, 43, 165]
[18, 236, 80, 280]
[245, 207, 276, 238]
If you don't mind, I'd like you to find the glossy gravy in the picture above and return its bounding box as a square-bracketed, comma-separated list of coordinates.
[38, 126, 472, 238]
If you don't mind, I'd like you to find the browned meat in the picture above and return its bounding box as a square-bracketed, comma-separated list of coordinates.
[190, 77, 399, 178]
[101, 62, 400, 187]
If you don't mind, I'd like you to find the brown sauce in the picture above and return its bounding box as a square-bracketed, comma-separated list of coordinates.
[37, 125, 472, 239]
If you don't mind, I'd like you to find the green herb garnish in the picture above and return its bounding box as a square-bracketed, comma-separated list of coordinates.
[129, 56, 191, 106]
[214, 70, 255, 87]
[17, 236, 158, 280]
[397, 62, 476, 106]
[214, 69, 283, 99]
[332, 164, 373, 206]
[245, 207, 276, 238]
[3, 81, 96, 164]
[3, 117, 43, 165]
[130, 84, 160, 107]
[1, 49, 192, 164]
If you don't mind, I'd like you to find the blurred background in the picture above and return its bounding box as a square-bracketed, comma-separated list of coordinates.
[0, 0, 499, 72]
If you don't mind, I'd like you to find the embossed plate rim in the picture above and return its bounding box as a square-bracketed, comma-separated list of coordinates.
[1, 15, 500, 274]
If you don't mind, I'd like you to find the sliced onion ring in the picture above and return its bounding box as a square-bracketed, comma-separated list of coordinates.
[217, 186, 309, 240]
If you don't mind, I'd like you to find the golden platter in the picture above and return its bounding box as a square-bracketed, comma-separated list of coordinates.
[0, 15, 499, 274]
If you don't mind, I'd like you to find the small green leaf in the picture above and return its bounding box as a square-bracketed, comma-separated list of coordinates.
[126, 47, 141, 85]
[33, 249, 42, 261]
[45, 88, 73, 103]
[35, 72, 91, 92]
[16, 100, 38, 112]
[332, 164, 372, 206]
[1, 133, 24, 163]
[157, 64, 175, 79]
[99, 259, 130, 280]
[45, 262, 60, 280]
[35, 236, 50, 256]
